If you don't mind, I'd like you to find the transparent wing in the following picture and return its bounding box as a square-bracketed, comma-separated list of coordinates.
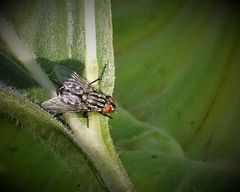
[54, 65, 93, 93]
[41, 95, 88, 113]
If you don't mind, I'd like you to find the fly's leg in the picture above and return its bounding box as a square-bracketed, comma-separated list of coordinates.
[101, 113, 113, 119]
[89, 64, 107, 85]
[52, 113, 68, 126]
[83, 112, 89, 128]
[53, 113, 63, 118]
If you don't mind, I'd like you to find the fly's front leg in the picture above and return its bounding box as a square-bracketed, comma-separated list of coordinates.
[89, 64, 107, 85]
[101, 113, 113, 119]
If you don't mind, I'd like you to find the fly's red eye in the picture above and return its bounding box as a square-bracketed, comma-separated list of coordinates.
[104, 104, 112, 113]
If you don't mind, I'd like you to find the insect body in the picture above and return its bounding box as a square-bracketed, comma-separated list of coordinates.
[41, 65, 115, 118]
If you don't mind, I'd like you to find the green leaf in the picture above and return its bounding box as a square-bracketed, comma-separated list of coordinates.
[0, 86, 101, 191]
[120, 151, 238, 192]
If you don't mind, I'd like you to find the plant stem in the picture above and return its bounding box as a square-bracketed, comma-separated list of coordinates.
[62, 1, 134, 191]
[64, 113, 134, 192]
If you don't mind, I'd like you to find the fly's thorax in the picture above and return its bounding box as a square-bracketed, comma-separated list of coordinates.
[87, 92, 107, 112]
[86, 92, 116, 113]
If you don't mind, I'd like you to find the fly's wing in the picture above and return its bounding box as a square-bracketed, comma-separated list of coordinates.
[54, 65, 93, 94]
[41, 94, 89, 113]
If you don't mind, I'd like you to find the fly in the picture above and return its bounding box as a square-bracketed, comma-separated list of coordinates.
[41, 65, 116, 119]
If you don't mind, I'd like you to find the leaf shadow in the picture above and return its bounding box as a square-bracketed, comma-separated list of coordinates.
[0, 52, 85, 91]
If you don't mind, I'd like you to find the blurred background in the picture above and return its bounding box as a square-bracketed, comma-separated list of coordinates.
[111, 0, 240, 191]
[1, 0, 240, 191]
[111, 0, 240, 161]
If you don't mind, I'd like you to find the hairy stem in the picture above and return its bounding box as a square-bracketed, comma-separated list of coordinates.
[63, 0, 134, 191]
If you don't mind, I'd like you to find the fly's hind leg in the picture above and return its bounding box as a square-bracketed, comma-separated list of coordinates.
[53, 113, 63, 118]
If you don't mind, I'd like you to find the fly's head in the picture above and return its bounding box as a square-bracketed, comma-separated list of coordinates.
[103, 95, 116, 113]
